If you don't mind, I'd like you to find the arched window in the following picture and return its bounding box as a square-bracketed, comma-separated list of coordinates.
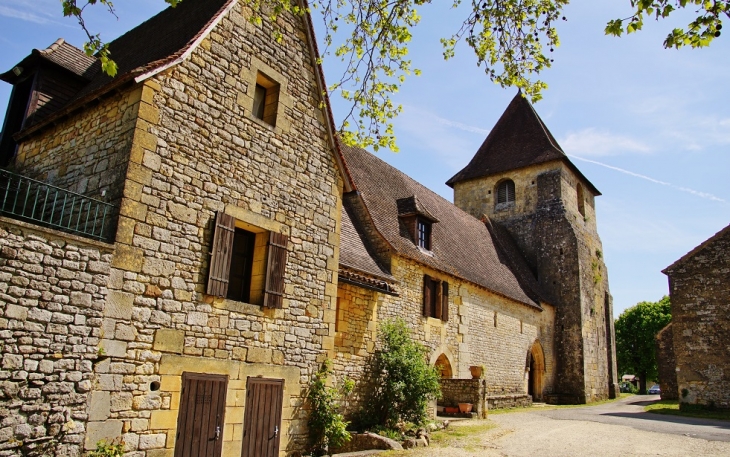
[577, 183, 585, 217]
[496, 179, 515, 205]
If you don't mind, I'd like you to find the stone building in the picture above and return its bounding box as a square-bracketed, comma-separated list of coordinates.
[0, 2, 618, 456]
[333, 93, 618, 411]
[655, 323, 678, 401]
[662, 223, 730, 410]
[0, 1, 351, 456]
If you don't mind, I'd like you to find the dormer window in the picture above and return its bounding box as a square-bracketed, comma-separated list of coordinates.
[396, 195, 438, 251]
[496, 179, 515, 205]
[417, 218, 431, 250]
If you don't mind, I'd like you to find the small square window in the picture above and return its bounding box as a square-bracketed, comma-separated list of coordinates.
[252, 72, 279, 126]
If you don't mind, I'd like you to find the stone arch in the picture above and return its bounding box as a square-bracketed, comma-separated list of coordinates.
[526, 339, 546, 401]
[429, 347, 455, 379]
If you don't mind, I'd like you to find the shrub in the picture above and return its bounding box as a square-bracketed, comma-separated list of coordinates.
[88, 439, 124, 457]
[307, 360, 352, 456]
[358, 318, 441, 429]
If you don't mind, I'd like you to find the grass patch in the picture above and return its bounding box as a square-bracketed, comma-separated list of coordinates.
[428, 421, 496, 446]
[645, 400, 730, 421]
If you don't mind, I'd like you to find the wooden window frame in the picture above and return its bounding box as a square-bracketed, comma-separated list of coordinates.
[422, 274, 449, 322]
[207, 211, 289, 308]
[417, 218, 432, 250]
[252, 72, 280, 127]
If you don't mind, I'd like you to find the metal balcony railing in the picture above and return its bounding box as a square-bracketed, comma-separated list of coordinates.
[0, 169, 117, 242]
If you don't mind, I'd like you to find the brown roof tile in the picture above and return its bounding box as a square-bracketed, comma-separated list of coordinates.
[1, 38, 98, 83]
[340, 144, 547, 309]
[446, 92, 600, 195]
[340, 200, 394, 281]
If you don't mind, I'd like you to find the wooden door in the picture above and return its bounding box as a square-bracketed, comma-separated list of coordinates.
[174, 373, 228, 457]
[241, 377, 284, 457]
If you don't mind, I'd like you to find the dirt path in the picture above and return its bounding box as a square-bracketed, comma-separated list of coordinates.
[385, 397, 730, 457]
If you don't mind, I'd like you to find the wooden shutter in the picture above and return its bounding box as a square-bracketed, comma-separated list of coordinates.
[174, 373, 228, 457]
[434, 279, 442, 320]
[207, 212, 236, 297]
[423, 275, 433, 317]
[441, 281, 449, 322]
[263, 232, 288, 309]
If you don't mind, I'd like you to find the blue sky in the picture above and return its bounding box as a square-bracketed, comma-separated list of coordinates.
[1, 0, 728, 317]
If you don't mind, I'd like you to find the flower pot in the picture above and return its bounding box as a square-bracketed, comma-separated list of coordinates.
[458, 403, 473, 414]
[444, 406, 459, 414]
[469, 366, 484, 379]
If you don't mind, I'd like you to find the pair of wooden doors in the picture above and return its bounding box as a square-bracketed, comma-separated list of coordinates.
[174, 373, 283, 457]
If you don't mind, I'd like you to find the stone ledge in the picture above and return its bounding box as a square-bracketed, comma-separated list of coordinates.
[0, 215, 115, 250]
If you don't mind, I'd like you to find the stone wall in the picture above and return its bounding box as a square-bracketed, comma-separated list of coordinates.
[82, 4, 342, 456]
[438, 378, 487, 418]
[3, 3, 344, 456]
[332, 256, 557, 418]
[656, 323, 678, 401]
[665, 225, 730, 410]
[487, 394, 532, 409]
[0, 217, 113, 457]
[11, 87, 139, 205]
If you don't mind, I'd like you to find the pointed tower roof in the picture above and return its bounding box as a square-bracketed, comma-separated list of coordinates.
[446, 92, 600, 195]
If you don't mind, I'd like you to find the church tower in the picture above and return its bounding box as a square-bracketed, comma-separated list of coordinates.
[447, 93, 619, 403]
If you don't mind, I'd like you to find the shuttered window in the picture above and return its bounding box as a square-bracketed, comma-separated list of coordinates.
[263, 232, 289, 309]
[496, 179, 515, 204]
[207, 211, 288, 308]
[207, 212, 236, 297]
[423, 274, 449, 322]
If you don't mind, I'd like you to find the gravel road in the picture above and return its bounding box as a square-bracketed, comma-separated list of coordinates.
[387, 396, 730, 457]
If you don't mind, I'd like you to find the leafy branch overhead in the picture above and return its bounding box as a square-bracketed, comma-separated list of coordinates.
[62, 0, 726, 152]
[605, 0, 728, 49]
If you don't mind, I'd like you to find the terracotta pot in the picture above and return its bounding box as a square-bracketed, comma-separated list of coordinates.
[469, 366, 483, 379]
[458, 403, 473, 414]
[444, 406, 459, 414]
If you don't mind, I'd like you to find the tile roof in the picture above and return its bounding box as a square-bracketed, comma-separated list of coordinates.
[340, 144, 547, 309]
[0, 38, 98, 83]
[446, 92, 600, 195]
[340, 200, 394, 281]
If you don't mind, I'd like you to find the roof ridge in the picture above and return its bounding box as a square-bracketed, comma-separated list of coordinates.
[663, 222, 730, 274]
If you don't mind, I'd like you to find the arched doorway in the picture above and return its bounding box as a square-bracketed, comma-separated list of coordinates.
[434, 353, 453, 379]
[526, 340, 545, 401]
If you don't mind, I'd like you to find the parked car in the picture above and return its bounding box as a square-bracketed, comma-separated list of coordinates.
[648, 385, 661, 395]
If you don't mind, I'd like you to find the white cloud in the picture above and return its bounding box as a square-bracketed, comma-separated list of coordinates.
[0, 6, 52, 24]
[560, 128, 652, 157]
[395, 106, 483, 169]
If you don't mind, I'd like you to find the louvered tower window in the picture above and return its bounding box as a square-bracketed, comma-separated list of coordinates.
[496, 179, 516, 204]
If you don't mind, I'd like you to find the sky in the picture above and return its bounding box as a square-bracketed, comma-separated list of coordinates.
[1, 0, 728, 318]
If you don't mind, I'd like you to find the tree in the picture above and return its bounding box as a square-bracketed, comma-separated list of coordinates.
[615, 296, 672, 394]
[358, 318, 441, 429]
[60, 0, 728, 150]
[307, 360, 352, 456]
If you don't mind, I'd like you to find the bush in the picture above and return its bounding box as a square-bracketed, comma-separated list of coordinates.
[357, 318, 441, 429]
[307, 360, 352, 456]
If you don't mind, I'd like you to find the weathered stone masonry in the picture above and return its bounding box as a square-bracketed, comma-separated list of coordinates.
[0, 218, 113, 457]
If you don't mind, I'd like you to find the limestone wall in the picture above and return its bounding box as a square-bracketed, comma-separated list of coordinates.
[0, 217, 113, 456]
[80, 4, 343, 456]
[11, 88, 140, 205]
[439, 378, 487, 418]
[332, 256, 557, 417]
[667, 227, 730, 410]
